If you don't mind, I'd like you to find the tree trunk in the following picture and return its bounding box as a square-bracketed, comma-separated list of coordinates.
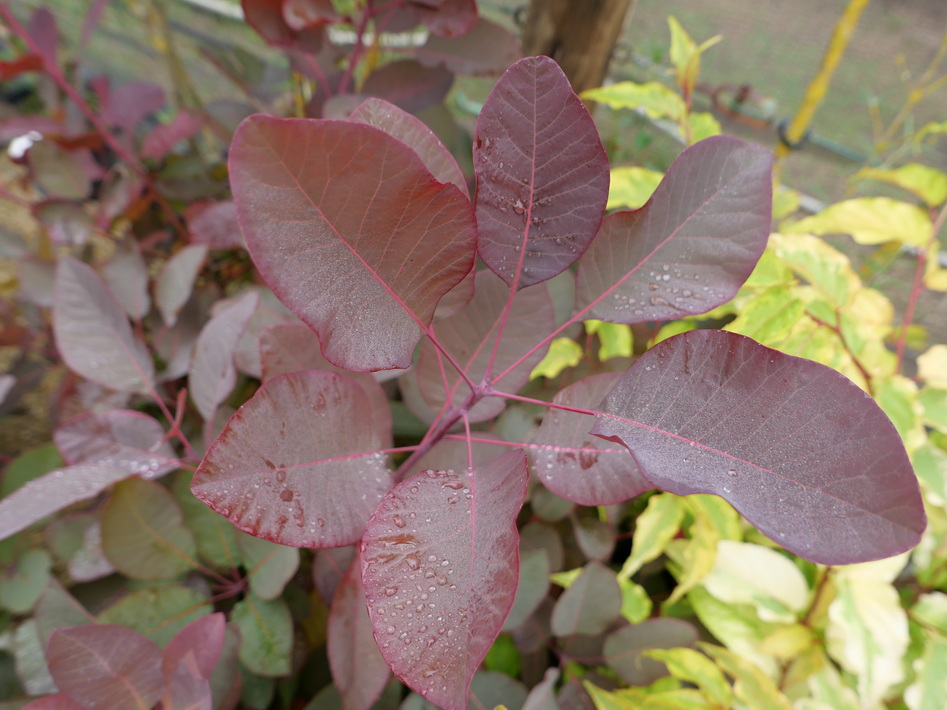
[521, 0, 635, 94]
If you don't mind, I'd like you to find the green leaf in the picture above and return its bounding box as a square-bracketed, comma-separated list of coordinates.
[484, 634, 521, 678]
[585, 320, 633, 361]
[665, 507, 718, 605]
[667, 16, 721, 96]
[619, 493, 685, 580]
[853, 163, 947, 207]
[769, 233, 861, 307]
[581, 81, 685, 121]
[98, 585, 212, 647]
[913, 444, 947, 506]
[101, 478, 198, 581]
[1, 445, 63, 498]
[618, 578, 652, 624]
[700, 541, 809, 624]
[905, 633, 947, 710]
[912, 592, 947, 635]
[233, 591, 293, 676]
[684, 495, 741, 541]
[724, 287, 807, 347]
[170, 471, 241, 571]
[607, 167, 663, 210]
[875, 375, 926, 452]
[920, 388, 947, 435]
[789, 197, 932, 247]
[0, 549, 51, 614]
[530, 337, 583, 380]
[645, 647, 732, 707]
[652, 319, 698, 346]
[688, 112, 721, 143]
[236, 531, 300, 601]
[700, 643, 793, 710]
[826, 556, 911, 707]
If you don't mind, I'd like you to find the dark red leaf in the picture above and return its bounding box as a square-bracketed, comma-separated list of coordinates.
[361, 61, 453, 115]
[414, 17, 522, 76]
[530, 373, 651, 505]
[46, 625, 164, 710]
[22, 695, 84, 710]
[229, 114, 476, 371]
[328, 551, 391, 710]
[361, 451, 528, 710]
[603, 618, 698, 686]
[100, 81, 165, 138]
[141, 110, 205, 161]
[416, 270, 554, 423]
[575, 136, 772, 323]
[28, 8, 58, 68]
[591, 330, 926, 564]
[192, 370, 393, 548]
[101, 238, 150, 319]
[349, 97, 468, 198]
[162, 613, 226, 680]
[313, 545, 357, 604]
[0, 54, 44, 79]
[407, 0, 477, 37]
[258, 323, 393, 445]
[282, 0, 339, 29]
[474, 56, 608, 290]
[550, 561, 622, 637]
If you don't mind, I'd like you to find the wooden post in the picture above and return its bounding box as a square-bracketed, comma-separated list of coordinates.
[521, 0, 635, 94]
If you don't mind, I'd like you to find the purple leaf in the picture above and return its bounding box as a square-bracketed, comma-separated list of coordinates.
[361, 61, 453, 116]
[46, 625, 164, 710]
[259, 323, 392, 445]
[18, 256, 56, 307]
[233, 293, 296, 379]
[34, 580, 96, 648]
[522, 667, 559, 710]
[474, 56, 608, 290]
[550, 561, 622, 637]
[530, 373, 651, 505]
[229, 114, 476, 371]
[185, 201, 244, 249]
[54, 409, 178, 476]
[192, 370, 393, 548]
[53, 257, 155, 395]
[360, 450, 528, 710]
[0, 463, 134, 541]
[100, 81, 166, 138]
[141, 110, 205, 161]
[189, 291, 258, 422]
[156, 245, 209, 326]
[35, 201, 95, 246]
[603, 618, 698, 686]
[328, 552, 391, 710]
[162, 668, 212, 710]
[575, 136, 772, 323]
[282, 0, 339, 29]
[162, 613, 226, 680]
[414, 17, 522, 76]
[102, 238, 150, 319]
[591, 330, 926, 565]
[407, 0, 477, 37]
[349, 97, 468, 198]
[28, 7, 58, 68]
[416, 270, 554, 423]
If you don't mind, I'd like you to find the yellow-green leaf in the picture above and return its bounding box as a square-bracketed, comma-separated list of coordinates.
[665, 509, 718, 605]
[758, 624, 816, 661]
[789, 197, 932, 247]
[700, 643, 794, 710]
[905, 633, 947, 710]
[645, 647, 732, 707]
[607, 167, 663, 210]
[925, 259, 947, 292]
[919, 345, 947, 389]
[853, 163, 947, 207]
[585, 320, 633, 361]
[618, 578, 652, 623]
[773, 187, 800, 220]
[667, 16, 721, 97]
[581, 81, 686, 122]
[549, 567, 583, 589]
[920, 388, 947, 435]
[724, 287, 807, 345]
[530, 337, 583, 380]
[875, 375, 926, 453]
[652, 318, 698, 345]
[770, 232, 861, 307]
[688, 112, 721, 143]
[619, 493, 685, 580]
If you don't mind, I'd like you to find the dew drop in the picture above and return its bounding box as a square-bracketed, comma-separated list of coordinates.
[386, 625, 396, 635]
[405, 554, 420, 570]
[424, 568, 436, 578]
[275, 470, 286, 483]
[394, 515, 406, 528]
[385, 586, 398, 596]
[727, 469, 737, 477]
[317, 517, 325, 528]
[443, 480, 464, 490]
[512, 198, 525, 215]
[436, 575, 447, 586]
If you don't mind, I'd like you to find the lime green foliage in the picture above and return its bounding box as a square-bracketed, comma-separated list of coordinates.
[530, 337, 584, 380]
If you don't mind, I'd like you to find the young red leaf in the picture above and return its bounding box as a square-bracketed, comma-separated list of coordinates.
[162, 613, 227, 680]
[34, 579, 96, 648]
[328, 551, 391, 710]
[415, 17, 522, 77]
[591, 330, 926, 565]
[53, 257, 155, 395]
[474, 56, 608, 290]
[156, 245, 209, 327]
[189, 290, 258, 422]
[531, 373, 652, 505]
[348, 97, 468, 198]
[229, 114, 476, 371]
[162, 668, 212, 710]
[314, 545, 357, 604]
[360, 450, 528, 710]
[100, 81, 165, 139]
[416, 270, 554, 423]
[102, 238, 150, 319]
[141, 110, 205, 161]
[54, 409, 178, 476]
[46, 625, 164, 710]
[21, 695, 84, 710]
[192, 370, 393, 548]
[259, 323, 392, 445]
[185, 201, 244, 249]
[575, 136, 772, 322]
